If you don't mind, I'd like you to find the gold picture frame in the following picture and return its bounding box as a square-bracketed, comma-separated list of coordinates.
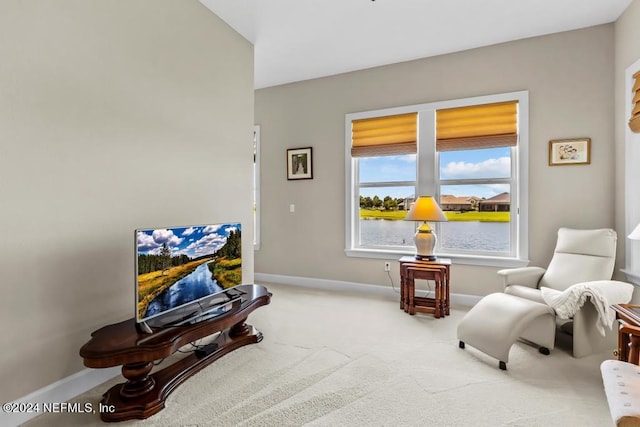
[548, 138, 591, 166]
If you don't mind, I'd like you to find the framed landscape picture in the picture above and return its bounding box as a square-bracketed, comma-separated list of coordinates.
[549, 138, 591, 166]
[287, 147, 313, 180]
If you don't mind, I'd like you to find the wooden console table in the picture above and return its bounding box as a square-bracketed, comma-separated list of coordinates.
[399, 256, 451, 318]
[80, 284, 270, 422]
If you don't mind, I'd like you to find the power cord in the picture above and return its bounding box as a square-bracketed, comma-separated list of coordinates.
[387, 270, 399, 294]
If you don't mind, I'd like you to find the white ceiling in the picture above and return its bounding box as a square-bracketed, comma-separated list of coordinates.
[200, 0, 631, 89]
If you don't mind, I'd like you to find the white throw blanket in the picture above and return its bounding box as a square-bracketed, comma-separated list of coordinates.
[541, 280, 634, 336]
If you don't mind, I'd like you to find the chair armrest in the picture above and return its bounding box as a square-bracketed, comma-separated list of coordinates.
[497, 267, 546, 289]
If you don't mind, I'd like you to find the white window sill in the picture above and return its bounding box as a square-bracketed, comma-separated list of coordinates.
[621, 269, 640, 286]
[345, 248, 529, 268]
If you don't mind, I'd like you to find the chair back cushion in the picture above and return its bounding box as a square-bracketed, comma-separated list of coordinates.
[539, 228, 617, 292]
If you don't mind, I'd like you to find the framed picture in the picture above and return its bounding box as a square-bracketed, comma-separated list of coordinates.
[548, 138, 591, 166]
[287, 147, 313, 180]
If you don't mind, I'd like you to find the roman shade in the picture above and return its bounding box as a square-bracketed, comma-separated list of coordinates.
[351, 113, 417, 157]
[630, 71, 640, 133]
[436, 101, 518, 151]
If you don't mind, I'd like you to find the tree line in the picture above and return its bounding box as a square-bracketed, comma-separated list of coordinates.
[360, 195, 406, 211]
[137, 246, 191, 274]
[215, 229, 241, 259]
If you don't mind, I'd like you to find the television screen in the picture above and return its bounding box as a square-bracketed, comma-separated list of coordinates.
[135, 222, 242, 325]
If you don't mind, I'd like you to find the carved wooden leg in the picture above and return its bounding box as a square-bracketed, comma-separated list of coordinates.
[409, 278, 416, 315]
[229, 319, 250, 337]
[400, 267, 405, 310]
[434, 276, 441, 319]
[445, 269, 451, 315]
[618, 323, 628, 361]
[120, 361, 155, 398]
[629, 333, 640, 365]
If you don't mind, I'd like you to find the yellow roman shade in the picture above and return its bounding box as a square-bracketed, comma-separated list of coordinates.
[630, 71, 640, 133]
[436, 101, 518, 151]
[351, 113, 417, 157]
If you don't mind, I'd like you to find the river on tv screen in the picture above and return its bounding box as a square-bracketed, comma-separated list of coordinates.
[135, 223, 242, 321]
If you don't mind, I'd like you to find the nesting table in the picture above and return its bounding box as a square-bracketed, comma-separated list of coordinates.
[399, 256, 451, 318]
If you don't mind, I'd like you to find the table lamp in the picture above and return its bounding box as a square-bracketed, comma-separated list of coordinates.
[405, 196, 448, 260]
[630, 223, 640, 241]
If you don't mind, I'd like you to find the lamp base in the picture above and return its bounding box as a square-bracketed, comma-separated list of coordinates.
[414, 226, 437, 261]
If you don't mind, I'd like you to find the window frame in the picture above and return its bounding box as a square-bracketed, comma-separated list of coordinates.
[356, 161, 417, 251]
[345, 91, 529, 267]
[436, 148, 517, 257]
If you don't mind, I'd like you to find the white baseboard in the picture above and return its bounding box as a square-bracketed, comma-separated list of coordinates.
[1, 366, 120, 427]
[254, 272, 482, 307]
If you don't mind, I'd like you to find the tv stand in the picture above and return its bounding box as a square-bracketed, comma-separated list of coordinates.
[79, 284, 270, 422]
[137, 321, 153, 334]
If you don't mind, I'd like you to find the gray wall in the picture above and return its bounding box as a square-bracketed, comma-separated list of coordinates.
[255, 24, 615, 296]
[615, 0, 640, 303]
[0, 1, 254, 402]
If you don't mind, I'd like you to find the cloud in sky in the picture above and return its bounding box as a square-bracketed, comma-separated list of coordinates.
[151, 229, 184, 247]
[203, 224, 223, 234]
[441, 156, 510, 180]
[182, 227, 196, 236]
[137, 232, 159, 252]
[184, 233, 227, 257]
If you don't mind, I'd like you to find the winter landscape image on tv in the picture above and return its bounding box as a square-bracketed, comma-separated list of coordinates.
[136, 223, 242, 324]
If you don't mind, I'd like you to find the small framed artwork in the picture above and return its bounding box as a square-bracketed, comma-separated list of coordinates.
[548, 138, 591, 166]
[287, 147, 313, 180]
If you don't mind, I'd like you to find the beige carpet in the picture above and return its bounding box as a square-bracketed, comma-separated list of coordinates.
[26, 282, 614, 426]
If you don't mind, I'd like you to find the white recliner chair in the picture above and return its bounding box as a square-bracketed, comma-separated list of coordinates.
[458, 227, 627, 369]
[500, 227, 617, 358]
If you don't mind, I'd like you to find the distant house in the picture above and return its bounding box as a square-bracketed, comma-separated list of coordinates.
[398, 196, 415, 211]
[440, 195, 481, 212]
[479, 192, 510, 212]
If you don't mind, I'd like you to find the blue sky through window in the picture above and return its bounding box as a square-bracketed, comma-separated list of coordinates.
[360, 155, 416, 183]
[359, 147, 510, 200]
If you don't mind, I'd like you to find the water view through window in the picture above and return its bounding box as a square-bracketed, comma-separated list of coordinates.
[358, 147, 512, 254]
[359, 219, 509, 252]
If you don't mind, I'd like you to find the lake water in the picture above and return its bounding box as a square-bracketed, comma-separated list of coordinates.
[145, 262, 223, 318]
[359, 219, 509, 252]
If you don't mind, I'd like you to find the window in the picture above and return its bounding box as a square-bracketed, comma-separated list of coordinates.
[345, 92, 528, 267]
[351, 113, 418, 250]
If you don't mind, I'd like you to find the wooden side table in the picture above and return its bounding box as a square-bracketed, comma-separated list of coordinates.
[399, 256, 451, 318]
[612, 304, 640, 363]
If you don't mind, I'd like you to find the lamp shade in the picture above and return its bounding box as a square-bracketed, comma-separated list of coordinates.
[405, 196, 448, 222]
[629, 223, 640, 241]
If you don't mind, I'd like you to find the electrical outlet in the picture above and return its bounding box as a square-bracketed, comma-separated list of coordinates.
[384, 262, 391, 272]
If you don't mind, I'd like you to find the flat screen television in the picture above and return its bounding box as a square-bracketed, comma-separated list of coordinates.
[135, 222, 242, 328]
